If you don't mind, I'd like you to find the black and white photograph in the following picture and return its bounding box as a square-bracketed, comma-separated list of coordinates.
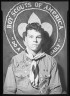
[2, 1, 68, 94]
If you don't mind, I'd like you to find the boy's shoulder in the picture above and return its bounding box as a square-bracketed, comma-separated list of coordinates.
[45, 53, 56, 61]
[43, 53, 57, 67]
[44, 53, 52, 60]
[12, 51, 25, 62]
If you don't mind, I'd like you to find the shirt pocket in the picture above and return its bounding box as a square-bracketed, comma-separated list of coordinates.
[40, 66, 50, 78]
[14, 65, 30, 78]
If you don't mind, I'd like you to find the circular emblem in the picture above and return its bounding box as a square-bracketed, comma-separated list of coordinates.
[4, 2, 66, 57]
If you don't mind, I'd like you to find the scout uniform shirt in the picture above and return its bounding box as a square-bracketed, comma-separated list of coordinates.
[3, 51, 62, 94]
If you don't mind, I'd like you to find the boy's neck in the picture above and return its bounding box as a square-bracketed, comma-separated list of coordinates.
[26, 47, 42, 57]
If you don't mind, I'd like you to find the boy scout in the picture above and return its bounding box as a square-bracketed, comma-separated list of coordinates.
[3, 23, 62, 94]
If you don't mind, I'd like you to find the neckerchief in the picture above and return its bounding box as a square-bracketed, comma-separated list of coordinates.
[25, 48, 46, 89]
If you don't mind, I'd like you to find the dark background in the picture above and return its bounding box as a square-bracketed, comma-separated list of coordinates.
[2, 1, 68, 92]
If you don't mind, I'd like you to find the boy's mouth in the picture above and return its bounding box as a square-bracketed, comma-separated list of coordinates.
[32, 44, 38, 46]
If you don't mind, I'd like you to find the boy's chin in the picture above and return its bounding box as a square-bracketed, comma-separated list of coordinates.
[31, 49, 38, 51]
[31, 48, 41, 52]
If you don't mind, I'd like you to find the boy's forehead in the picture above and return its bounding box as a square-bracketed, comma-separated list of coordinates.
[27, 29, 42, 36]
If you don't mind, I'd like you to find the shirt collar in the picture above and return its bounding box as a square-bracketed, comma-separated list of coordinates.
[24, 48, 46, 60]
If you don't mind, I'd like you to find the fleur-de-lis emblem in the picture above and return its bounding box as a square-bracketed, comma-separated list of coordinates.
[18, 12, 53, 38]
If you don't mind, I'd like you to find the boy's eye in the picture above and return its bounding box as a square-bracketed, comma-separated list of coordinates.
[28, 35, 42, 39]
[37, 36, 42, 39]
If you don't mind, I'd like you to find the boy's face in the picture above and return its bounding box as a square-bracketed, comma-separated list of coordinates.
[25, 29, 43, 52]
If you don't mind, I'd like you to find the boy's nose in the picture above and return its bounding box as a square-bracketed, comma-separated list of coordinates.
[33, 38, 37, 42]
